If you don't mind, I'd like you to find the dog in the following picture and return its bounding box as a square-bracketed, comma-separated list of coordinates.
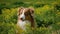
[16, 7, 35, 34]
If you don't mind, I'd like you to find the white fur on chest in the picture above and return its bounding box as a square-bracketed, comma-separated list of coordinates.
[17, 20, 26, 30]
[17, 20, 30, 30]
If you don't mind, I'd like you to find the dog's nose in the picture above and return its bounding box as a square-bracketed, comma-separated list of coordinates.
[20, 18, 25, 21]
[20, 18, 23, 20]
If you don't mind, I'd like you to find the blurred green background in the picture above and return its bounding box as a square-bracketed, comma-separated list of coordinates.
[0, 0, 60, 34]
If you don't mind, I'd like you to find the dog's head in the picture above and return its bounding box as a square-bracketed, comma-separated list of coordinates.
[17, 7, 34, 21]
[17, 7, 35, 27]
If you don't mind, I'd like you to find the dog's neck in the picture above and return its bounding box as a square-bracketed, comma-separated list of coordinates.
[17, 20, 26, 30]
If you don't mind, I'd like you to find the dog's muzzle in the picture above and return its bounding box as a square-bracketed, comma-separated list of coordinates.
[20, 17, 25, 21]
[19, 13, 25, 21]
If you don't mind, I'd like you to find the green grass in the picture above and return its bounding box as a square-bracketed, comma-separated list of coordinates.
[0, 0, 60, 34]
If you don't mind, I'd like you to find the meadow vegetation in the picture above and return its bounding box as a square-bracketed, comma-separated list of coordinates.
[0, 0, 60, 34]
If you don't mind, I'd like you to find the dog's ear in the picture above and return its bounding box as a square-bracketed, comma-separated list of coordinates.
[17, 7, 23, 16]
[29, 8, 34, 16]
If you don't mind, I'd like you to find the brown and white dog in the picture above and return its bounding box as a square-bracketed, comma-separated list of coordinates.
[17, 7, 35, 31]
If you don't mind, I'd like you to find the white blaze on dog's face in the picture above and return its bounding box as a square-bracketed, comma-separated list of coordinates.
[19, 9, 25, 20]
[17, 7, 26, 21]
